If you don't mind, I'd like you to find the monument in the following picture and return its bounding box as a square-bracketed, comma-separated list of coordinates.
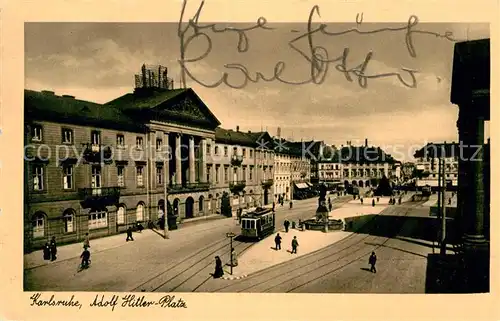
[302, 184, 343, 232]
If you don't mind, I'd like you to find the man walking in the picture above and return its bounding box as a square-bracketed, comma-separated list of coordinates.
[291, 236, 299, 254]
[369, 251, 377, 273]
[274, 233, 282, 250]
[126, 226, 134, 242]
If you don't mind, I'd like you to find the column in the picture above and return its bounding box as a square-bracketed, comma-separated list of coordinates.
[163, 132, 170, 185]
[201, 138, 207, 183]
[175, 133, 182, 185]
[189, 136, 196, 183]
[458, 108, 486, 245]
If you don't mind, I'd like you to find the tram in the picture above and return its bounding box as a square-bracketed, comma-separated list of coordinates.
[240, 207, 275, 240]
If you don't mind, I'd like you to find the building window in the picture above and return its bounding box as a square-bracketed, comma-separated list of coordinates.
[117, 166, 125, 187]
[88, 210, 108, 230]
[63, 165, 73, 190]
[62, 128, 73, 144]
[136, 166, 144, 187]
[243, 166, 247, 181]
[33, 164, 44, 191]
[31, 124, 43, 142]
[117, 206, 125, 225]
[156, 138, 163, 151]
[91, 165, 102, 189]
[215, 146, 219, 155]
[136, 203, 144, 222]
[207, 165, 211, 182]
[243, 148, 246, 157]
[207, 144, 211, 155]
[250, 149, 253, 158]
[91, 130, 100, 146]
[136, 137, 144, 150]
[32, 212, 45, 238]
[116, 134, 125, 148]
[156, 165, 163, 185]
[233, 147, 238, 156]
[215, 165, 220, 183]
[224, 166, 229, 182]
[224, 146, 228, 157]
[63, 210, 74, 233]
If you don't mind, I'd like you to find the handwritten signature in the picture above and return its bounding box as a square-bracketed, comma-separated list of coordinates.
[177, 0, 456, 89]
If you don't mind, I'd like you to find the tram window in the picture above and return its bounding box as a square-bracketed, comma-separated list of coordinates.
[250, 220, 255, 229]
[242, 220, 247, 229]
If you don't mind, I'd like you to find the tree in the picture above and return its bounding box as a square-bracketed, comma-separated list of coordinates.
[374, 175, 393, 196]
[220, 192, 232, 217]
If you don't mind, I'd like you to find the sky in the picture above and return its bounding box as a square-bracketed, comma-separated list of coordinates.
[24, 21, 490, 161]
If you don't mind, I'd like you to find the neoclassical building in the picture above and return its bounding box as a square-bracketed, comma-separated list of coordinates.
[413, 142, 459, 188]
[24, 65, 275, 251]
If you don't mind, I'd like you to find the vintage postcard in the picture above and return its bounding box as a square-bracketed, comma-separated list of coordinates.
[0, 0, 498, 320]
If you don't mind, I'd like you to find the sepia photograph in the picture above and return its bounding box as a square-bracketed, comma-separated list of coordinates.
[21, 14, 491, 296]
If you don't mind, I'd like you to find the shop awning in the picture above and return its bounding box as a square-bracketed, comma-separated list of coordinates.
[295, 183, 309, 189]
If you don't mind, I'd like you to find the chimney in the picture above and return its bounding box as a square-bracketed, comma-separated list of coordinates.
[236, 126, 240, 132]
[277, 127, 281, 138]
[62, 94, 75, 99]
[365, 138, 368, 147]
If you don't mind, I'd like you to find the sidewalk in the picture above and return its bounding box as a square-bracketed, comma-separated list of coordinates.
[25, 214, 233, 270]
[223, 199, 387, 279]
[224, 228, 352, 279]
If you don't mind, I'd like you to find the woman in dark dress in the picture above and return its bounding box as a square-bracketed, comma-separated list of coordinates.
[49, 236, 57, 261]
[43, 242, 51, 261]
[211, 256, 224, 278]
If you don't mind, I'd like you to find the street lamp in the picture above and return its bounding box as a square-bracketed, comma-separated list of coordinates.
[163, 156, 169, 239]
[226, 232, 236, 275]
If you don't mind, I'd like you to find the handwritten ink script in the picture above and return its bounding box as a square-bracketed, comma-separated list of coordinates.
[29, 293, 187, 311]
[177, 0, 456, 89]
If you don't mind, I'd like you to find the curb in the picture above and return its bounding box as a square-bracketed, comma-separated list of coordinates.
[221, 274, 248, 280]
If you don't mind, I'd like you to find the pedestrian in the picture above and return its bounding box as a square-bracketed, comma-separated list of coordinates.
[329, 203, 332, 212]
[398, 197, 402, 205]
[289, 201, 293, 209]
[369, 251, 377, 273]
[284, 220, 290, 233]
[291, 236, 299, 254]
[377, 197, 380, 203]
[80, 247, 91, 269]
[360, 197, 364, 204]
[274, 233, 282, 250]
[83, 232, 90, 249]
[230, 247, 238, 267]
[43, 242, 51, 261]
[211, 256, 224, 278]
[372, 199, 375, 207]
[136, 222, 144, 233]
[126, 226, 134, 241]
[49, 236, 57, 261]
[448, 198, 451, 205]
[272, 202, 275, 212]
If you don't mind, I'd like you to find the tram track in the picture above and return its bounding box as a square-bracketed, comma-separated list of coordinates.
[207, 200, 427, 293]
[151, 240, 255, 292]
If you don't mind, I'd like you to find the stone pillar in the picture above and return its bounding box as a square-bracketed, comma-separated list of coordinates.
[189, 136, 196, 183]
[175, 133, 182, 185]
[164, 132, 170, 185]
[201, 139, 207, 183]
[458, 108, 486, 245]
[457, 106, 489, 292]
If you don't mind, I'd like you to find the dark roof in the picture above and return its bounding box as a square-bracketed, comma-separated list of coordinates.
[24, 89, 143, 132]
[318, 145, 397, 164]
[105, 87, 221, 130]
[215, 128, 272, 148]
[414, 142, 460, 158]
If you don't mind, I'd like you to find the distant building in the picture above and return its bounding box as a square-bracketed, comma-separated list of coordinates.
[317, 139, 397, 188]
[413, 142, 459, 188]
